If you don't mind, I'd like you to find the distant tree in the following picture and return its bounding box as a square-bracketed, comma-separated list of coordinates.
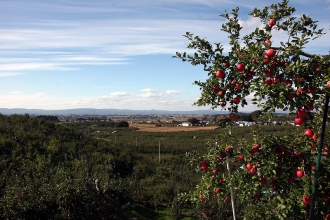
[116, 121, 129, 127]
[188, 117, 199, 124]
[237, 113, 253, 122]
[251, 110, 262, 119]
[36, 115, 59, 122]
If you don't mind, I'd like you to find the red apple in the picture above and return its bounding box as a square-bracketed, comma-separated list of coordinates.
[264, 56, 271, 64]
[271, 59, 277, 68]
[216, 156, 222, 162]
[323, 195, 329, 202]
[233, 97, 240, 104]
[296, 108, 306, 117]
[213, 85, 220, 93]
[253, 194, 261, 200]
[225, 147, 232, 154]
[293, 150, 301, 158]
[237, 63, 245, 72]
[302, 195, 311, 205]
[265, 78, 273, 85]
[249, 166, 257, 175]
[326, 81, 330, 88]
[324, 214, 330, 220]
[268, 18, 276, 27]
[223, 61, 230, 69]
[311, 165, 316, 171]
[286, 94, 294, 100]
[295, 88, 305, 96]
[220, 179, 226, 184]
[199, 195, 205, 202]
[219, 100, 227, 107]
[264, 68, 272, 76]
[265, 39, 271, 45]
[296, 169, 305, 178]
[283, 79, 293, 87]
[288, 177, 295, 184]
[294, 76, 304, 84]
[307, 86, 317, 94]
[313, 64, 322, 73]
[229, 113, 236, 121]
[265, 49, 276, 58]
[259, 177, 267, 185]
[215, 188, 220, 194]
[273, 77, 281, 84]
[251, 144, 261, 153]
[212, 169, 219, 175]
[306, 102, 314, 111]
[245, 74, 252, 81]
[304, 129, 314, 138]
[294, 117, 304, 125]
[312, 133, 318, 140]
[217, 89, 225, 97]
[324, 146, 329, 152]
[216, 70, 225, 79]
[235, 83, 243, 90]
[238, 155, 244, 161]
[246, 163, 253, 170]
[200, 160, 208, 170]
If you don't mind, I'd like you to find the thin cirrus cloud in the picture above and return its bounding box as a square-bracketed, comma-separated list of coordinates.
[9, 91, 23, 94]
[166, 90, 181, 95]
[2, 0, 329, 76]
[0, 18, 223, 75]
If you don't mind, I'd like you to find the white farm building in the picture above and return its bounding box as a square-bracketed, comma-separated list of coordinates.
[182, 122, 193, 126]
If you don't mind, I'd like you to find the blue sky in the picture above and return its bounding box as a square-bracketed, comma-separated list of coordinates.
[0, 0, 329, 112]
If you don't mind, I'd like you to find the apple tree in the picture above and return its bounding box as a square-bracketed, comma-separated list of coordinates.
[174, 0, 330, 219]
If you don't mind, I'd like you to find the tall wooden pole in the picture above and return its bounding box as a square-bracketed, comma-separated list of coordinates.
[226, 156, 237, 220]
[308, 95, 329, 220]
[159, 140, 161, 163]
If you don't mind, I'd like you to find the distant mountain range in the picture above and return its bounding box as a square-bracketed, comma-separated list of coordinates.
[0, 108, 231, 115]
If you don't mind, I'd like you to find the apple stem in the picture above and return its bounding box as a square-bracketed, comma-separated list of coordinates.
[308, 95, 329, 220]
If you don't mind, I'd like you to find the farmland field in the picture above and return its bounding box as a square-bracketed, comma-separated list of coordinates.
[131, 123, 218, 132]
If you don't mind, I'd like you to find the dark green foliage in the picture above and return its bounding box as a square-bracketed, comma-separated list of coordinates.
[0, 113, 315, 219]
[0, 114, 131, 219]
[35, 115, 59, 122]
[116, 120, 129, 127]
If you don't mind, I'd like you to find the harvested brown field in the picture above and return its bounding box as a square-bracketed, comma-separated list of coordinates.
[131, 123, 218, 132]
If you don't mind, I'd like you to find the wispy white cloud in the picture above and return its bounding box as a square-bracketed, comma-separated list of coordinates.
[166, 90, 181, 95]
[0, 72, 25, 77]
[9, 91, 22, 94]
[109, 92, 131, 97]
[36, 92, 45, 97]
[1, 0, 329, 76]
[140, 88, 158, 93]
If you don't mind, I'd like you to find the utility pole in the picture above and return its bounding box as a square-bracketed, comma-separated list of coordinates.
[159, 140, 161, 163]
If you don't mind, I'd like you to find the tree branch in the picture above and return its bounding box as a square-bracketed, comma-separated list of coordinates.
[271, 47, 329, 58]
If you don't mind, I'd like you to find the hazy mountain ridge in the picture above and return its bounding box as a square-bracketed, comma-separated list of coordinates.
[0, 108, 230, 115]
